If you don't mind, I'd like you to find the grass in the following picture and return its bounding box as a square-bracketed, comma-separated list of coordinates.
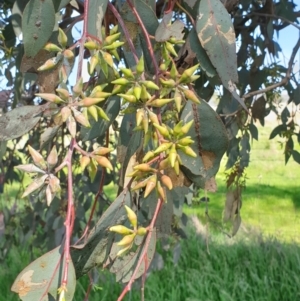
[184, 121, 300, 242]
[2, 233, 300, 301]
[1, 120, 300, 300]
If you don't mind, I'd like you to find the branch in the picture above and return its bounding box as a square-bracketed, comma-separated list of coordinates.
[108, 3, 139, 64]
[242, 38, 300, 100]
[76, 0, 89, 81]
[126, 0, 160, 81]
[117, 198, 163, 301]
[251, 12, 300, 31]
[61, 138, 75, 288]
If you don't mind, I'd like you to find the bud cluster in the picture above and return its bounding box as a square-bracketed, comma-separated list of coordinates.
[15, 146, 60, 206]
[109, 205, 148, 256]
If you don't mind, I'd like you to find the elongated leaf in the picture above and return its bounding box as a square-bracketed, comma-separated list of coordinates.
[179, 101, 228, 188]
[71, 189, 132, 278]
[57, 0, 71, 11]
[188, 28, 216, 78]
[40, 125, 60, 149]
[22, 0, 55, 57]
[11, 246, 76, 301]
[0, 105, 47, 141]
[86, 0, 109, 41]
[196, 0, 246, 110]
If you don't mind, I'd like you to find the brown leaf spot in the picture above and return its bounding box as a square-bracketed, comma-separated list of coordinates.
[205, 177, 217, 192]
[202, 151, 215, 170]
[40, 261, 47, 269]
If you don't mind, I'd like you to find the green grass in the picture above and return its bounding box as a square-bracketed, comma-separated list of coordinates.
[184, 122, 300, 242]
[2, 233, 300, 301]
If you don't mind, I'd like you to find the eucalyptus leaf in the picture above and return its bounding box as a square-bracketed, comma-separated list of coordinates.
[0, 105, 47, 141]
[11, 246, 76, 301]
[22, 0, 55, 57]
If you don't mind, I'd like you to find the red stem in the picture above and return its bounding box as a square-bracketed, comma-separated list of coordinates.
[108, 3, 139, 64]
[126, 0, 160, 82]
[117, 198, 163, 301]
[61, 138, 75, 287]
[76, 0, 89, 81]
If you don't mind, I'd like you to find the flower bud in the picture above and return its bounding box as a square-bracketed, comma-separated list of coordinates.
[80, 156, 91, 171]
[118, 93, 137, 103]
[136, 109, 144, 127]
[178, 64, 200, 84]
[93, 155, 113, 170]
[142, 151, 155, 162]
[153, 123, 170, 138]
[88, 105, 98, 121]
[104, 33, 121, 45]
[56, 88, 70, 101]
[144, 174, 157, 198]
[141, 81, 159, 90]
[168, 144, 177, 168]
[161, 174, 173, 190]
[78, 97, 105, 107]
[44, 43, 62, 52]
[58, 28, 68, 48]
[149, 98, 173, 107]
[136, 55, 144, 74]
[110, 225, 134, 235]
[117, 234, 136, 246]
[28, 146, 47, 169]
[182, 89, 201, 104]
[35, 93, 64, 104]
[124, 205, 137, 229]
[153, 142, 173, 155]
[165, 41, 177, 56]
[136, 227, 147, 236]
[120, 67, 135, 79]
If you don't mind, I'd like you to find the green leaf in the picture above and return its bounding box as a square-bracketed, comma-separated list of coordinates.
[57, 0, 72, 11]
[179, 101, 228, 188]
[120, 0, 158, 73]
[109, 229, 156, 283]
[22, 0, 55, 57]
[71, 190, 132, 278]
[11, 1, 26, 38]
[11, 246, 76, 301]
[196, 0, 247, 110]
[249, 123, 258, 141]
[292, 150, 300, 164]
[80, 96, 120, 141]
[0, 105, 47, 141]
[188, 28, 216, 78]
[269, 124, 286, 140]
[86, 0, 109, 41]
[40, 125, 60, 149]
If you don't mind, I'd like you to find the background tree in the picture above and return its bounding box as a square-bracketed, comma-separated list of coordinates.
[0, 0, 299, 300]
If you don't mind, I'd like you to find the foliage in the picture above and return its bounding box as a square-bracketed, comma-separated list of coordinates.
[2, 234, 300, 301]
[0, 0, 299, 300]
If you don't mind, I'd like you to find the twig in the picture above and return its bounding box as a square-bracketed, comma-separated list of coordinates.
[175, 1, 195, 27]
[108, 3, 139, 64]
[76, 0, 89, 81]
[126, 0, 160, 81]
[242, 38, 300, 99]
[61, 138, 75, 288]
[117, 198, 163, 301]
[250, 12, 300, 31]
